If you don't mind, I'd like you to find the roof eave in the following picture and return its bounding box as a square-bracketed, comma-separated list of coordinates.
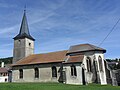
[12, 61, 64, 67]
[66, 49, 106, 55]
[13, 35, 35, 41]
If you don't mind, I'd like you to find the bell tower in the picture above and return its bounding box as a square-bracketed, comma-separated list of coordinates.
[13, 10, 35, 64]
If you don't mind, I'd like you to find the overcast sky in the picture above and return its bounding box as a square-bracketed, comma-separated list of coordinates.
[0, 0, 120, 59]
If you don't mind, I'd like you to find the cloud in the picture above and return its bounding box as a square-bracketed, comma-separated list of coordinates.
[0, 3, 16, 8]
[30, 12, 55, 25]
[0, 0, 120, 58]
[1, 43, 13, 47]
[35, 37, 90, 54]
[0, 25, 19, 38]
[28, 0, 68, 25]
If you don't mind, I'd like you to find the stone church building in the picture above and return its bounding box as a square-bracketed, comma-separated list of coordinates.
[12, 11, 107, 85]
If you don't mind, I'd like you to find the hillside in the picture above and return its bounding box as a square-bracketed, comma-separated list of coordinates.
[0, 57, 13, 64]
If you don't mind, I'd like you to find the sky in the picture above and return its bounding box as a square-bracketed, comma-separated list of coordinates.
[0, 0, 120, 59]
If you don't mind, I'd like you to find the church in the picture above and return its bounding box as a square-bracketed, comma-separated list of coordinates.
[12, 10, 107, 85]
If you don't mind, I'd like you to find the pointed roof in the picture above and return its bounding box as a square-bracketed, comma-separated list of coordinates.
[13, 10, 35, 41]
[67, 43, 106, 55]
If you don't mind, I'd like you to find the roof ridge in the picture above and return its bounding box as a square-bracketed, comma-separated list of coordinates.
[89, 44, 104, 50]
[87, 44, 97, 50]
[35, 50, 68, 55]
[70, 43, 89, 47]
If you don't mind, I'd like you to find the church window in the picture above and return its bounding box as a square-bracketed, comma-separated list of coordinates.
[71, 65, 77, 76]
[29, 43, 31, 47]
[98, 56, 103, 71]
[5, 78, 7, 82]
[86, 57, 92, 72]
[34, 68, 39, 78]
[19, 69, 23, 79]
[3, 73, 5, 76]
[52, 66, 57, 78]
[18, 40, 21, 44]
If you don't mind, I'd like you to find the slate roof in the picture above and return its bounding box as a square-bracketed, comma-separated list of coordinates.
[12, 50, 68, 66]
[13, 10, 35, 41]
[67, 44, 106, 55]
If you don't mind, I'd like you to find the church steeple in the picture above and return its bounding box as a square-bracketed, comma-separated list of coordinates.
[13, 10, 35, 41]
[13, 10, 35, 64]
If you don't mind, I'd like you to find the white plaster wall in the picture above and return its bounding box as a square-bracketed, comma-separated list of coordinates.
[12, 66, 61, 82]
[82, 51, 107, 85]
[95, 53, 107, 85]
[23, 69, 34, 82]
[12, 70, 20, 82]
[0, 76, 8, 82]
[64, 65, 83, 85]
[82, 52, 94, 84]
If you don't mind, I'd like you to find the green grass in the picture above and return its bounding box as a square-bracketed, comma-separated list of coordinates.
[0, 83, 119, 90]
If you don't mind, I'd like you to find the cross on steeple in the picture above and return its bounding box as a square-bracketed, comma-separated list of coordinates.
[24, 4, 26, 13]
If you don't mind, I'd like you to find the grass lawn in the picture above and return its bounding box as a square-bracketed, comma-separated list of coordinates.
[0, 83, 119, 90]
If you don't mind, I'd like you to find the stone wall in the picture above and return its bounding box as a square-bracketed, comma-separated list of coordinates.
[13, 38, 34, 64]
[12, 63, 61, 82]
[63, 63, 83, 85]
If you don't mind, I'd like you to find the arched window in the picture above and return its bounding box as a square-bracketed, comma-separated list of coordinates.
[52, 66, 57, 78]
[19, 69, 23, 79]
[86, 57, 92, 72]
[98, 56, 103, 71]
[71, 65, 77, 76]
[34, 68, 39, 78]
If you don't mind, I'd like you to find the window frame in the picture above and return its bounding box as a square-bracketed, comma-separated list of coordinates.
[34, 67, 39, 78]
[71, 64, 77, 77]
[86, 57, 92, 72]
[19, 69, 23, 79]
[52, 66, 57, 78]
[98, 56, 103, 72]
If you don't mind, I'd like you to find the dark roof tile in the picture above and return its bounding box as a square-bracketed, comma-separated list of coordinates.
[13, 11, 35, 41]
[67, 44, 106, 54]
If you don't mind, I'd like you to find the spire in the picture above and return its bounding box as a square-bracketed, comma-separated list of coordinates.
[13, 9, 35, 41]
[19, 9, 30, 36]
